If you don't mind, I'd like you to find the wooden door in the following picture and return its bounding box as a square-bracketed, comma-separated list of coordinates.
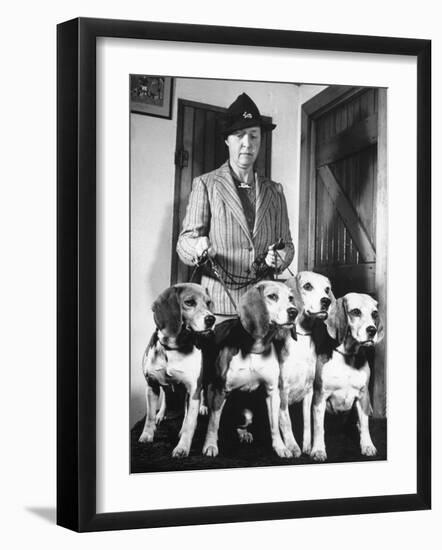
[171, 99, 272, 284]
[299, 86, 387, 417]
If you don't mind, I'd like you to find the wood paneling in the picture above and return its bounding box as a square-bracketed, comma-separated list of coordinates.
[318, 165, 376, 263]
[316, 113, 378, 167]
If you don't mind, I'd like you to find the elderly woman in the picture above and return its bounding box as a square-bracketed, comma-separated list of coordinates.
[177, 93, 294, 317]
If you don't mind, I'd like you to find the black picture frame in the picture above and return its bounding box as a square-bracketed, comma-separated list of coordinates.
[57, 17, 431, 532]
[130, 74, 173, 119]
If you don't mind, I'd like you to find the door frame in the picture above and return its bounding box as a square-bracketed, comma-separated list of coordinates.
[299, 85, 388, 417]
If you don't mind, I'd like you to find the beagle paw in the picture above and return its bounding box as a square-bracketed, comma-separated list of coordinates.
[138, 431, 154, 444]
[288, 444, 302, 458]
[199, 404, 209, 416]
[361, 444, 377, 457]
[172, 444, 190, 458]
[203, 444, 219, 457]
[302, 443, 312, 455]
[237, 428, 254, 444]
[273, 443, 293, 458]
[310, 449, 327, 462]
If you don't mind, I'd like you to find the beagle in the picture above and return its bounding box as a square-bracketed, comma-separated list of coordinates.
[202, 281, 298, 458]
[138, 283, 215, 458]
[276, 272, 334, 457]
[310, 293, 384, 462]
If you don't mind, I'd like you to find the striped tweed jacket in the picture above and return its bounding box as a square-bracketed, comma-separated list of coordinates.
[176, 161, 295, 315]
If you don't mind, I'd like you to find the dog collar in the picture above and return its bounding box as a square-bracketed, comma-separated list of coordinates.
[333, 347, 358, 357]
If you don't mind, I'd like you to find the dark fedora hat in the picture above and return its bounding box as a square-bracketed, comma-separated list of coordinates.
[220, 93, 276, 137]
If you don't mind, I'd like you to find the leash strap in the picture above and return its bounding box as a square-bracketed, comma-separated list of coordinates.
[207, 257, 238, 312]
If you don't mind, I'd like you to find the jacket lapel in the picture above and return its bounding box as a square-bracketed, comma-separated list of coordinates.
[253, 174, 274, 239]
[214, 162, 253, 244]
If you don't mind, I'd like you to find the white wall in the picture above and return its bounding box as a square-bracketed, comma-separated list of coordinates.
[130, 79, 326, 426]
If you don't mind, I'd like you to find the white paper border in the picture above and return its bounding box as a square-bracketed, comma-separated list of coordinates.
[97, 36, 417, 514]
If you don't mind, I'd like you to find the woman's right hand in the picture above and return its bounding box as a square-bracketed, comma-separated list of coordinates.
[195, 237, 215, 263]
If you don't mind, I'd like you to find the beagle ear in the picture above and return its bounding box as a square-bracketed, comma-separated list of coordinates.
[151, 287, 182, 337]
[285, 275, 303, 311]
[238, 286, 270, 340]
[376, 313, 385, 343]
[328, 286, 337, 309]
[325, 297, 348, 343]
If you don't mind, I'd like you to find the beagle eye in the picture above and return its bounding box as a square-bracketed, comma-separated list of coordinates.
[372, 310, 379, 320]
[303, 283, 313, 291]
[349, 308, 362, 317]
[325, 287, 330, 295]
[183, 298, 196, 307]
[267, 293, 279, 302]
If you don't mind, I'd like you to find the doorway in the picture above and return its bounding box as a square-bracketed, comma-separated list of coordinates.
[299, 86, 388, 417]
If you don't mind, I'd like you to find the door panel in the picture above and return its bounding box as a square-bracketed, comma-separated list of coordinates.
[313, 89, 379, 298]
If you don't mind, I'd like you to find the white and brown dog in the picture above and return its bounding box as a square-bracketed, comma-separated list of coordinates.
[138, 283, 215, 457]
[202, 281, 298, 458]
[275, 272, 334, 457]
[310, 293, 384, 462]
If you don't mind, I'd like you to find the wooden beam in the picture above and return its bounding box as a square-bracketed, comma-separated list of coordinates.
[373, 88, 388, 419]
[297, 108, 310, 271]
[307, 121, 317, 269]
[318, 165, 376, 262]
[316, 113, 378, 167]
[303, 86, 362, 118]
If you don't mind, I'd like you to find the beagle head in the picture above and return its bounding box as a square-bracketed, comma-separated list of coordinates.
[326, 293, 384, 352]
[285, 271, 334, 321]
[152, 283, 215, 347]
[238, 281, 298, 342]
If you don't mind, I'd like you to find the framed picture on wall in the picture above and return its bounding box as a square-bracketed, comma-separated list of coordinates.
[130, 74, 173, 118]
[57, 18, 431, 532]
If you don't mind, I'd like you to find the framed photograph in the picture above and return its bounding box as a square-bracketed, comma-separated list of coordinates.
[57, 18, 431, 532]
[130, 74, 173, 118]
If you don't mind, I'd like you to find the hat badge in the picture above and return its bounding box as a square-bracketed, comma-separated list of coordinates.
[242, 111, 253, 119]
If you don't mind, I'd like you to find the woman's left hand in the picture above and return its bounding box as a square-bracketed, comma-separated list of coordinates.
[264, 246, 286, 269]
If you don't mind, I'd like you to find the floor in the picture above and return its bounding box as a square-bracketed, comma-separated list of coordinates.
[130, 390, 387, 473]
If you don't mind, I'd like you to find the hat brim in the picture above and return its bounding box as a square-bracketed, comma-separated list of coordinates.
[221, 118, 276, 137]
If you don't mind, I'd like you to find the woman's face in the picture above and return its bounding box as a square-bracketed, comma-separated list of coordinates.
[225, 126, 261, 172]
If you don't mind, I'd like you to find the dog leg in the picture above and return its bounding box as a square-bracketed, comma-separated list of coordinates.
[279, 391, 301, 457]
[155, 387, 166, 424]
[199, 388, 208, 416]
[173, 386, 200, 458]
[302, 388, 313, 454]
[202, 385, 226, 457]
[267, 389, 291, 458]
[355, 398, 377, 457]
[138, 383, 160, 443]
[310, 392, 328, 462]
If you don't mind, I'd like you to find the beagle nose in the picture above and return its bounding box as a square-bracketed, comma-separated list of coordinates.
[287, 307, 298, 321]
[321, 297, 331, 309]
[204, 314, 216, 328]
[366, 325, 377, 338]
